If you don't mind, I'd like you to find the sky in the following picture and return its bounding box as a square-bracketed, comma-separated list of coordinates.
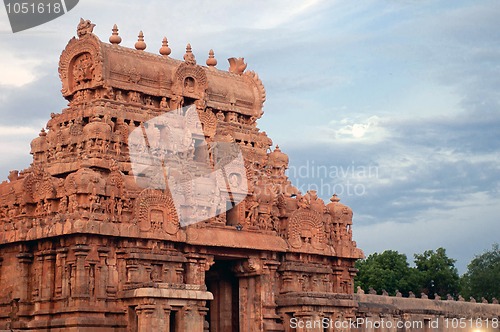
[0, 0, 499, 273]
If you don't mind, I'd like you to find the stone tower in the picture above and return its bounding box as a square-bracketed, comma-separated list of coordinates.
[0, 19, 363, 331]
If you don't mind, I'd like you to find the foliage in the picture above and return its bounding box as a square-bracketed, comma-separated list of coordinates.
[354, 250, 419, 296]
[460, 243, 500, 301]
[355, 248, 460, 298]
[413, 247, 460, 298]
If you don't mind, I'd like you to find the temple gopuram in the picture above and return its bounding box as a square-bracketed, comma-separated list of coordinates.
[1, 19, 498, 332]
[0, 19, 363, 331]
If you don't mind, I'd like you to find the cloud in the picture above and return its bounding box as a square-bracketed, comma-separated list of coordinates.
[0, 72, 65, 127]
[0, 54, 40, 86]
[285, 104, 500, 214]
[323, 115, 388, 142]
[354, 191, 500, 273]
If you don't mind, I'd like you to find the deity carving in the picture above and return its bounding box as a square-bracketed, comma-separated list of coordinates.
[72, 53, 94, 85]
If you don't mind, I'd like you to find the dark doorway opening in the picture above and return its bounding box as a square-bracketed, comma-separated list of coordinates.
[206, 260, 240, 332]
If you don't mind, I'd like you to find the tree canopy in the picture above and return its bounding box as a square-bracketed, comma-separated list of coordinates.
[354, 250, 419, 296]
[414, 247, 460, 298]
[460, 243, 500, 301]
[355, 247, 460, 298]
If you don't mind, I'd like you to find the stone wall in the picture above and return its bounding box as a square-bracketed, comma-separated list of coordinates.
[352, 293, 500, 332]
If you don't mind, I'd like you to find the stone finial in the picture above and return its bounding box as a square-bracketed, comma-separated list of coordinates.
[492, 297, 499, 304]
[458, 295, 465, 301]
[470, 296, 476, 303]
[434, 293, 441, 300]
[421, 293, 428, 299]
[368, 287, 377, 295]
[330, 193, 340, 203]
[159, 37, 171, 56]
[356, 286, 365, 294]
[395, 290, 402, 297]
[206, 49, 217, 68]
[184, 43, 196, 65]
[481, 297, 488, 304]
[109, 24, 122, 45]
[135, 31, 146, 51]
[409, 291, 416, 298]
[446, 294, 454, 301]
[382, 289, 388, 296]
[228, 57, 247, 74]
[39, 128, 47, 136]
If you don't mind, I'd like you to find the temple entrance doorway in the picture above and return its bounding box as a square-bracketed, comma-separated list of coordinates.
[206, 259, 240, 332]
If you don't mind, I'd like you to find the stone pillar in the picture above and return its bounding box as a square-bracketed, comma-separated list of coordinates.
[175, 265, 184, 283]
[97, 247, 110, 300]
[262, 259, 282, 331]
[135, 303, 156, 332]
[55, 248, 68, 299]
[293, 312, 315, 332]
[198, 305, 209, 332]
[185, 259, 199, 285]
[348, 266, 357, 294]
[73, 245, 90, 298]
[163, 306, 172, 332]
[16, 252, 33, 301]
[40, 249, 56, 300]
[239, 276, 253, 331]
[236, 258, 264, 332]
[332, 266, 343, 293]
[185, 253, 205, 285]
[126, 260, 140, 284]
[33, 253, 43, 301]
[179, 305, 205, 332]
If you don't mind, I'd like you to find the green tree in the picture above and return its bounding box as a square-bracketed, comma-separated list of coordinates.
[355, 250, 419, 296]
[460, 243, 500, 301]
[414, 247, 459, 298]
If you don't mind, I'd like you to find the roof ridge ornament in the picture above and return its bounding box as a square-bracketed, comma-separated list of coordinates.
[109, 24, 122, 45]
[183, 43, 196, 65]
[77, 18, 95, 38]
[330, 193, 340, 203]
[228, 57, 247, 75]
[135, 31, 146, 51]
[206, 49, 217, 68]
[159, 37, 171, 56]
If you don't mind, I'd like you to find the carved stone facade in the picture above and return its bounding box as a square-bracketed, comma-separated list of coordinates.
[0, 19, 497, 331]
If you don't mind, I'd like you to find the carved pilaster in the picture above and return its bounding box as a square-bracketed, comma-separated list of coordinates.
[32, 253, 43, 300]
[55, 248, 68, 298]
[332, 266, 343, 293]
[15, 252, 32, 301]
[97, 247, 110, 300]
[126, 259, 140, 284]
[163, 306, 172, 332]
[178, 305, 205, 332]
[135, 300, 172, 332]
[185, 253, 207, 285]
[135, 303, 156, 332]
[262, 259, 283, 331]
[40, 249, 56, 300]
[234, 258, 264, 332]
[293, 312, 317, 332]
[72, 244, 90, 298]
